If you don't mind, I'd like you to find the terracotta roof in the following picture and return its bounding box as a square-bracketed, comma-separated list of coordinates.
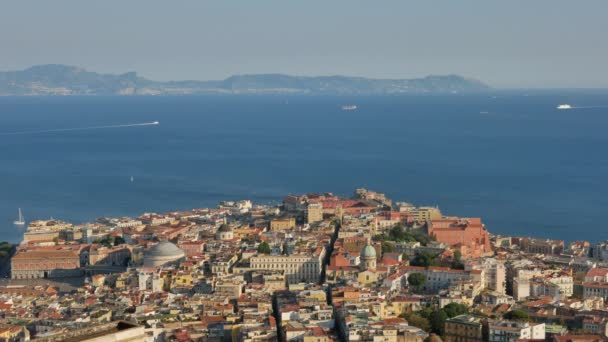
[586, 268, 608, 278]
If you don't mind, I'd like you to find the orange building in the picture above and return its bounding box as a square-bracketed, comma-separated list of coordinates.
[428, 217, 492, 258]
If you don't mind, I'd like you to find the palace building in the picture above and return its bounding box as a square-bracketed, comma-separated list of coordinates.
[11, 246, 85, 279]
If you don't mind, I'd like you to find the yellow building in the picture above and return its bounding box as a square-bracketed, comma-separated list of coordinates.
[270, 217, 296, 231]
[23, 230, 60, 242]
[0, 324, 27, 342]
[410, 206, 442, 222]
[307, 203, 323, 224]
[171, 271, 193, 288]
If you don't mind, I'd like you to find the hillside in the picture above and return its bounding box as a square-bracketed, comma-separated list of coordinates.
[0, 65, 491, 96]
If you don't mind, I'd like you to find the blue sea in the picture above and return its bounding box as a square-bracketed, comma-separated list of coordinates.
[1, 93, 607, 244]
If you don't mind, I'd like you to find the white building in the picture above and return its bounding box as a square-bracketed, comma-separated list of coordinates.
[250, 249, 325, 284]
[489, 321, 545, 342]
[466, 258, 506, 294]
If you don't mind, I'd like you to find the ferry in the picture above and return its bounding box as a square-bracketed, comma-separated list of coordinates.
[341, 105, 357, 111]
[557, 104, 572, 110]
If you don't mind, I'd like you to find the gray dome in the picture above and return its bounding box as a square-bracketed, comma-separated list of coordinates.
[217, 224, 233, 233]
[146, 241, 185, 258]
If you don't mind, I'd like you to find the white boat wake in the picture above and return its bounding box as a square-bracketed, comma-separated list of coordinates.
[0, 121, 159, 136]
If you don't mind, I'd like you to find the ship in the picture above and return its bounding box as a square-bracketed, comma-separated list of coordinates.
[557, 104, 572, 110]
[14, 208, 25, 226]
[341, 105, 357, 111]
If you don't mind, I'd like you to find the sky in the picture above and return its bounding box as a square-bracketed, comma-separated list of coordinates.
[1, 1, 607, 88]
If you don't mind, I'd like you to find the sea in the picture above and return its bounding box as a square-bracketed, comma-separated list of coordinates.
[0, 92, 607, 244]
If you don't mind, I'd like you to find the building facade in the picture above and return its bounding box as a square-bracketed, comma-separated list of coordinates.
[11, 249, 83, 279]
[250, 249, 325, 284]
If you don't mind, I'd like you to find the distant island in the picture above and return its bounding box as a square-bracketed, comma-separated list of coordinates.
[0, 64, 490, 96]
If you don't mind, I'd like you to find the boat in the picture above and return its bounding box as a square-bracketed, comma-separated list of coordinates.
[130, 176, 134, 182]
[14, 208, 25, 225]
[341, 105, 357, 111]
[557, 104, 572, 110]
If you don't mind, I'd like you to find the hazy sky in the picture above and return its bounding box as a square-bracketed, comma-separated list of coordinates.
[1, 1, 607, 88]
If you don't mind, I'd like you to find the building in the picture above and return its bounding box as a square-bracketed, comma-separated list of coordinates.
[553, 335, 608, 342]
[359, 243, 377, 271]
[307, 203, 323, 224]
[592, 241, 608, 260]
[465, 258, 506, 294]
[216, 224, 234, 240]
[0, 324, 28, 342]
[488, 321, 545, 342]
[11, 247, 83, 279]
[27, 219, 73, 232]
[143, 241, 185, 268]
[428, 217, 492, 258]
[410, 206, 442, 222]
[178, 240, 205, 256]
[513, 277, 531, 301]
[33, 321, 145, 342]
[518, 238, 564, 255]
[353, 188, 392, 206]
[22, 230, 60, 242]
[358, 242, 380, 285]
[583, 268, 608, 300]
[270, 217, 296, 231]
[444, 315, 486, 342]
[250, 248, 325, 284]
[88, 245, 131, 266]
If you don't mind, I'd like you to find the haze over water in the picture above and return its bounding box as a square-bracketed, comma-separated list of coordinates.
[1, 93, 607, 244]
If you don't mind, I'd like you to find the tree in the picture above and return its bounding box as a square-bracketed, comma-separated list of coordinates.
[257, 241, 271, 254]
[429, 309, 448, 335]
[504, 310, 530, 322]
[442, 303, 469, 318]
[389, 224, 408, 241]
[408, 272, 427, 293]
[382, 242, 395, 254]
[411, 251, 439, 267]
[400, 312, 430, 332]
[114, 236, 126, 246]
[451, 250, 464, 269]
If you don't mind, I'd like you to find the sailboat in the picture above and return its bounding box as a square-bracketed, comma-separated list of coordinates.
[14, 208, 25, 226]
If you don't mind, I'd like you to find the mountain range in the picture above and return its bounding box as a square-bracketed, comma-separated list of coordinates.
[0, 64, 491, 96]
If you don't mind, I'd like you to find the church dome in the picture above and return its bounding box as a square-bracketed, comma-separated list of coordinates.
[361, 244, 376, 259]
[144, 241, 185, 267]
[217, 224, 233, 233]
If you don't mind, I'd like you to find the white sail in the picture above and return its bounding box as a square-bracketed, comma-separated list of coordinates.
[14, 208, 25, 225]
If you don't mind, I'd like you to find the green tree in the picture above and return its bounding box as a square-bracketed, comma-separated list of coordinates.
[429, 309, 448, 335]
[399, 312, 431, 332]
[442, 303, 469, 318]
[382, 242, 396, 254]
[114, 236, 126, 246]
[411, 251, 439, 267]
[408, 272, 427, 293]
[388, 224, 408, 241]
[257, 241, 271, 254]
[451, 250, 464, 269]
[504, 310, 530, 322]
